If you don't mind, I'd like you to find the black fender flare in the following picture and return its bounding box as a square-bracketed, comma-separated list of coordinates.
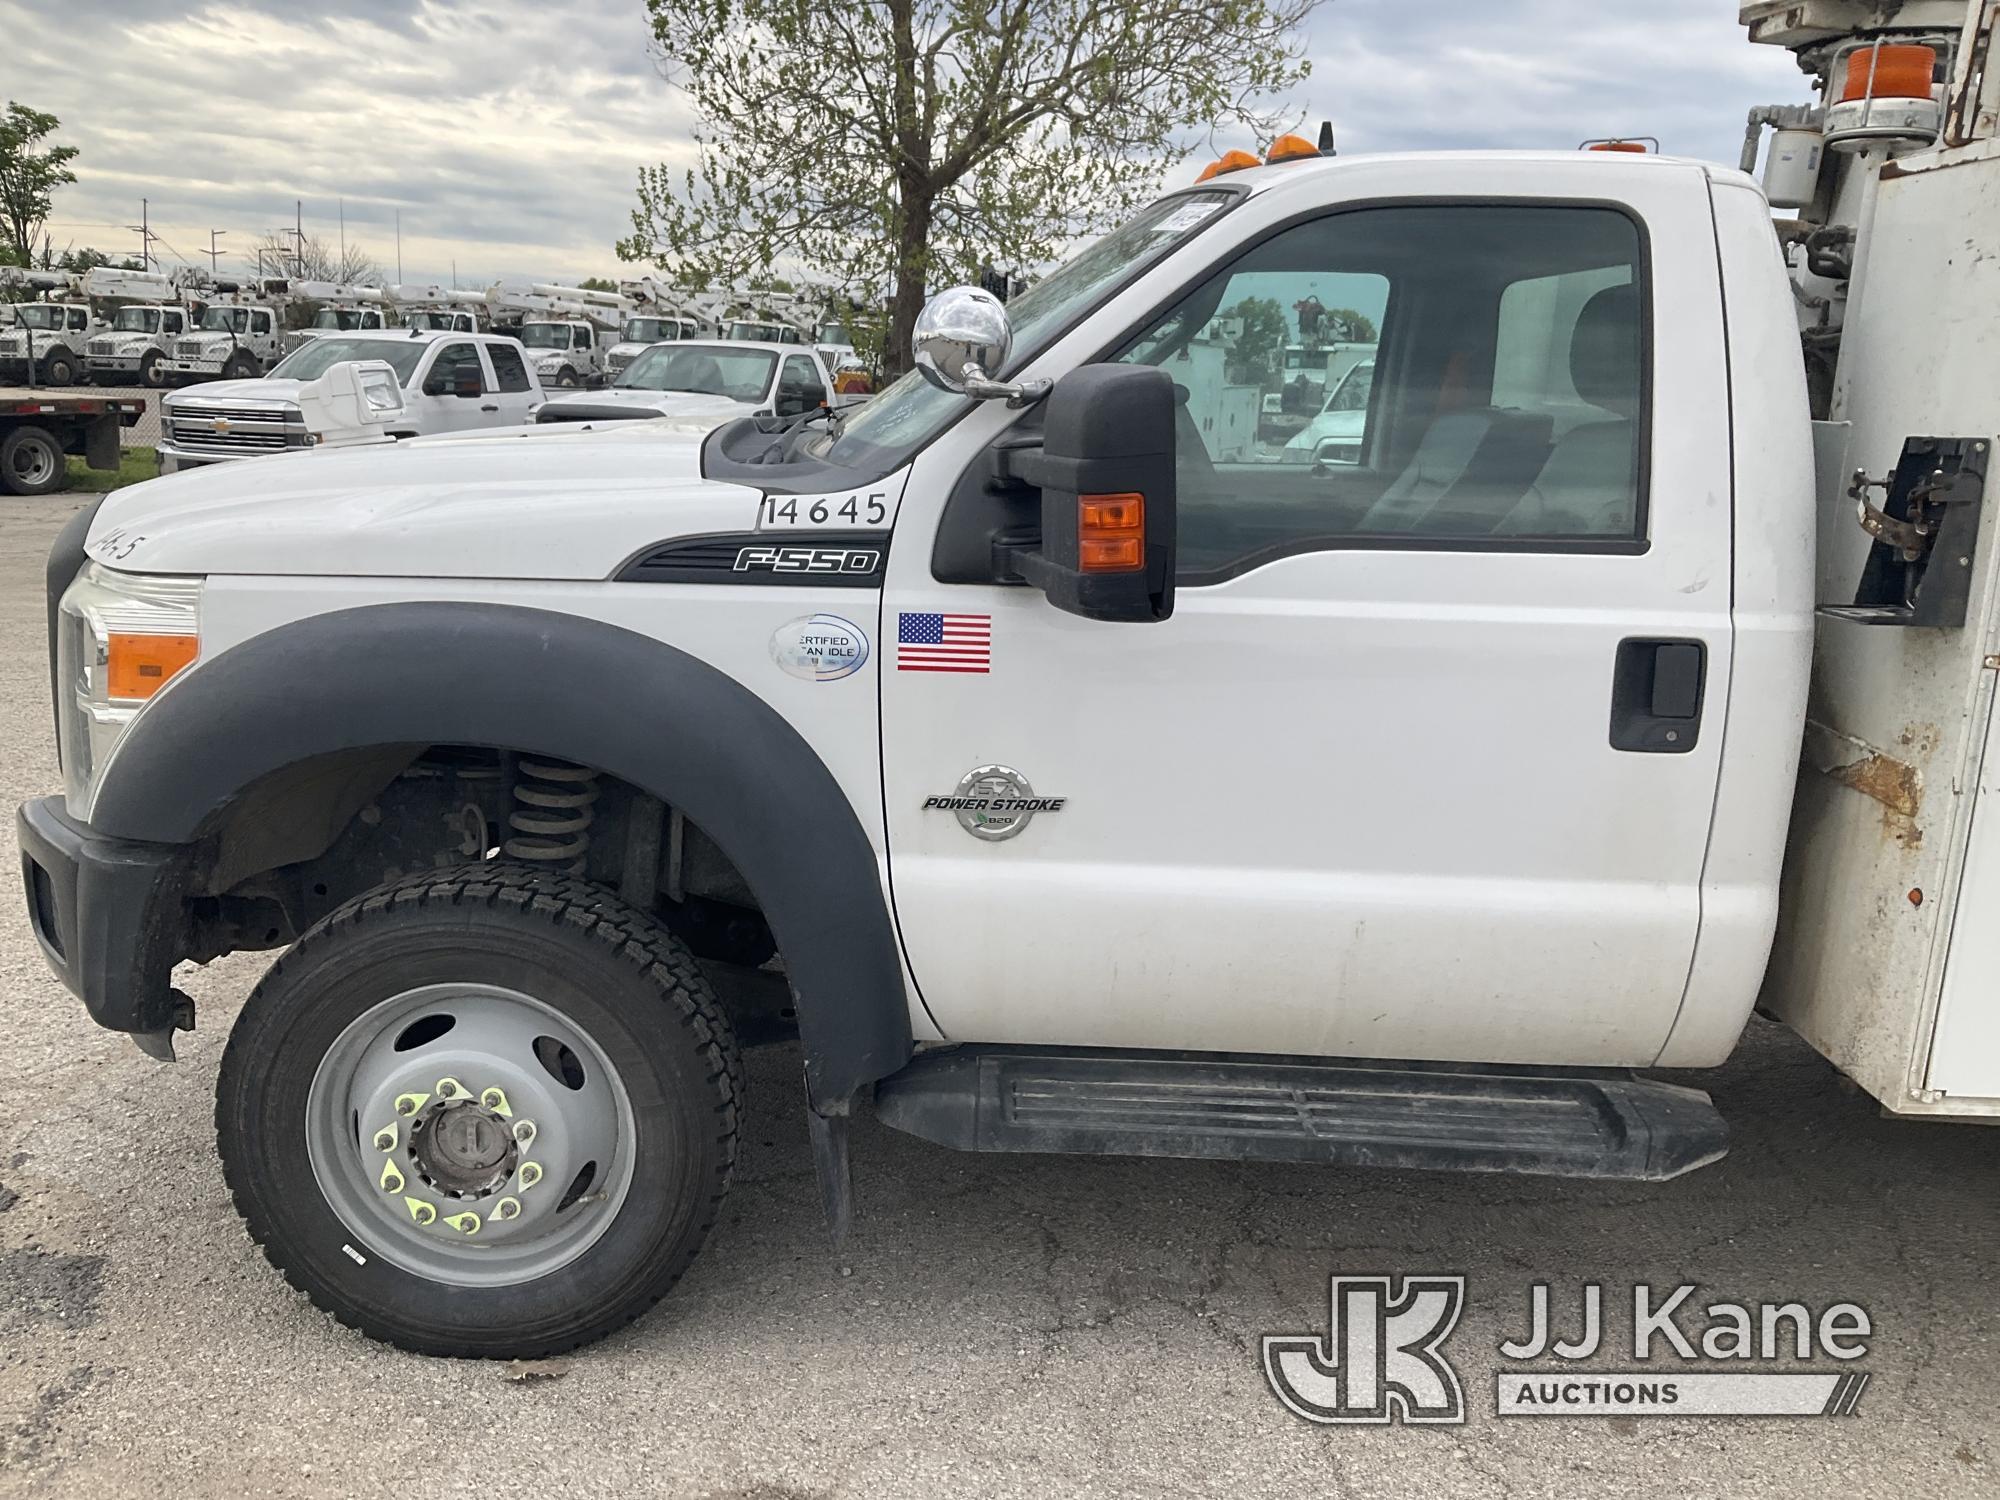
[89, 601, 912, 1107]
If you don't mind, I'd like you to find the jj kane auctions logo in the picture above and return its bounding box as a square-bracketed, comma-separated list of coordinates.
[1263, 1277, 1873, 1424]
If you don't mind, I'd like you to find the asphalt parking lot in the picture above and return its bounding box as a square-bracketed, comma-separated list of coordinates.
[0, 491, 1994, 1499]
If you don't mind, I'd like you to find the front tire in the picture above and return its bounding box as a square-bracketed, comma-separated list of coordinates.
[216, 863, 743, 1357]
[42, 349, 78, 387]
[139, 351, 164, 389]
[554, 367, 578, 388]
[222, 353, 259, 381]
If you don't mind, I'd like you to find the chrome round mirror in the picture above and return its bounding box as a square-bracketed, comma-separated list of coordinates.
[913, 286, 1013, 396]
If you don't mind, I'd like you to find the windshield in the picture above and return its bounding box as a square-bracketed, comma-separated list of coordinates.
[312, 308, 371, 330]
[268, 336, 428, 385]
[821, 188, 1236, 473]
[15, 306, 64, 330]
[198, 307, 250, 333]
[818, 324, 851, 346]
[727, 322, 784, 342]
[624, 318, 676, 343]
[1324, 362, 1374, 413]
[619, 343, 774, 401]
[112, 307, 162, 334]
[520, 322, 573, 349]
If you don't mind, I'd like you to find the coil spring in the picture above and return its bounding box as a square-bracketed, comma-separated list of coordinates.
[504, 759, 600, 872]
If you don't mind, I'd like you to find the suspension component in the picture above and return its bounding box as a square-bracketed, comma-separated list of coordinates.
[504, 759, 600, 871]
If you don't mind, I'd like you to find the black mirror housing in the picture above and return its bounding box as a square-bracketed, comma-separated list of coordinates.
[1006, 364, 1177, 623]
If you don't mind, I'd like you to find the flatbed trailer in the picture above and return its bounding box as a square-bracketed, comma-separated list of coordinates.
[0, 390, 147, 496]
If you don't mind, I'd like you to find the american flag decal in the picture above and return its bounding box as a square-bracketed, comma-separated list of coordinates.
[896, 611, 992, 673]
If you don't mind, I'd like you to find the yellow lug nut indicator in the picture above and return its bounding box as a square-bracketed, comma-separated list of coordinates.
[379, 1158, 406, 1193]
[511, 1119, 537, 1148]
[394, 1092, 429, 1117]
[434, 1077, 466, 1100]
[518, 1161, 543, 1190]
[479, 1086, 513, 1117]
[444, 1211, 482, 1236]
[404, 1197, 438, 1227]
[373, 1123, 399, 1152]
[494, 1196, 522, 1221]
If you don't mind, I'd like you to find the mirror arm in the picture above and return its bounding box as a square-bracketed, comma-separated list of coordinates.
[962, 371, 1053, 409]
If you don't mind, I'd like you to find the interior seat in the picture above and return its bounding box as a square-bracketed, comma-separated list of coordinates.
[1356, 409, 1553, 534]
[1495, 284, 1642, 536]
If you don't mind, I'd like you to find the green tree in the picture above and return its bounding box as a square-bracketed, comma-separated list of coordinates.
[578, 276, 619, 292]
[0, 103, 79, 267]
[620, 0, 1323, 376]
[1223, 295, 1287, 386]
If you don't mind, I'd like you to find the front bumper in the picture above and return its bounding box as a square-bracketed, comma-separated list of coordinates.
[17, 796, 196, 1057]
[154, 441, 236, 473]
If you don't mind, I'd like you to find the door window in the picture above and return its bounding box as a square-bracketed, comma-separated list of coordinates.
[1112, 204, 1646, 581]
[775, 355, 823, 417]
[250, 311, 272, 335]
[487, 342, 532, 393]
[425, 341, 486, 396]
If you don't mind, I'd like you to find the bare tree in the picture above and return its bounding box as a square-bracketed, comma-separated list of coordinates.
[249, 231, 384, 286]
[620, 0, 1324, 374]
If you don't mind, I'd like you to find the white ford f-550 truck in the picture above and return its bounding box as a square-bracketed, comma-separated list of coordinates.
[16, 0, 2000, 1359]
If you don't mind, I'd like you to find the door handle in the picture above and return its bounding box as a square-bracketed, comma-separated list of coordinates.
[480, 404, 499, 412]
[1609, 639, 1706, 754]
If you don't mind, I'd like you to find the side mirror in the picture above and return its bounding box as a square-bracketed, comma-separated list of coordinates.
[913, 286, 1050, 407]
[1004, 364, 1177, 623]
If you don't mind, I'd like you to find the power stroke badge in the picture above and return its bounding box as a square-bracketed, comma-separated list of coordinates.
[924, 766, 1065, 841]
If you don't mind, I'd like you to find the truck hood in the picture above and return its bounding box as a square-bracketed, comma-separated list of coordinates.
[537, 389, 760, 422]
[166, 378, 306, 409]
[85, 422, 762, 579]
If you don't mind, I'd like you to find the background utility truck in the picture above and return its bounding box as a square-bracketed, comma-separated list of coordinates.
[80, 267, 211, 389]
[0, 269, 100, 387]
[14, 0, 2000, 1359]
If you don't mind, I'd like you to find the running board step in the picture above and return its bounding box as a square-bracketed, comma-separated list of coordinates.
[872, 1048, 1727, 1181]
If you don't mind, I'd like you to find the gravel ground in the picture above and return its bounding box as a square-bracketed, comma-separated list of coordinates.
[0, 493, 1994, 1499]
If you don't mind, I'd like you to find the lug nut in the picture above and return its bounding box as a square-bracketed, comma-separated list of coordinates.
[512, 1119, 537, 1147]
[435, 1077, 464, 1100]
[480, 1086, 512, 1115]
[495, 1196, 522, 1221]
[373, 1125, 398, 1152]
[518, 1162, 543, 1190]
[379, 1159, 404, 1193]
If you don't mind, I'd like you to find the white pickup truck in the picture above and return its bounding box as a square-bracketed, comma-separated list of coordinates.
[536, 339, 839, 427]
[15, 0, 1999, 1363]
[158, 330, 544, 470]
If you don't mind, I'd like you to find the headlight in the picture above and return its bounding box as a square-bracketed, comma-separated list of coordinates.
[57, 562, 203, 820]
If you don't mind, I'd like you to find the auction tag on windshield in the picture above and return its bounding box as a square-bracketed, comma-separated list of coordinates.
[756, 475, 905, 532]
[1152, 200, 1225, 235]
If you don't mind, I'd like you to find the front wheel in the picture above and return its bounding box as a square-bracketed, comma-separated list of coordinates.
[554, 367, 578, 388]
[41, 350, 78, 387]
[222, 353, 259, 381]
[139, 351, 164, 389]
[216, 863, 743, 1357]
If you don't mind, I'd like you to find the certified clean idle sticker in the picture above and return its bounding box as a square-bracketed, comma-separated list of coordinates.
[770, 614, 869, 682]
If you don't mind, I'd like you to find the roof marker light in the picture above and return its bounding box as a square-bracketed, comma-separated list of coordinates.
[1264, 133, 1318, 164]
[1583, 138, 1657, 153]
[1194, 149, 1262, 183]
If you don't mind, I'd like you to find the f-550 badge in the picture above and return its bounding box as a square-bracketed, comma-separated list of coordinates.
[924, 766, 1065, 841]
[734, 545, 882, 576]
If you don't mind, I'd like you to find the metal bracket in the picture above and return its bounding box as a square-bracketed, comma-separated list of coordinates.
[1821, 436, 1989, 628]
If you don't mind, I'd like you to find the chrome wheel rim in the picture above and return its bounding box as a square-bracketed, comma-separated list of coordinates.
[8, 437, 56, 488]
[305, 983, 635, 1287]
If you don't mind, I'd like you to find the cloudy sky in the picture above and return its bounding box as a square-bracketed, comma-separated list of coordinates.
[4, 0, 1815, 289]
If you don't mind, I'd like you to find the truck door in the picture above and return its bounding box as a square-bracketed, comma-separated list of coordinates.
[421, 341, 494, 431]
[879, 187, 1735, 1066]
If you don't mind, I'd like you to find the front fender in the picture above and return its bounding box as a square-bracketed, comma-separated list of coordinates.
[88, 601, 912, 1106]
